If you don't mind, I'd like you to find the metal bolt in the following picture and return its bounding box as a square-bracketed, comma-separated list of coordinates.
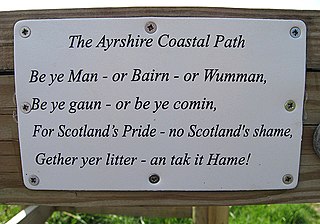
[282, 174, 293, 185]
[28, 175, 40, 186]
[285, 100, 296, 112]
[145, 21, 157, 34]
[290, 27, 301, 38]
[149, 174, 160, 184]
[20, 26, 31, 38]
[21, 102, 31, 114]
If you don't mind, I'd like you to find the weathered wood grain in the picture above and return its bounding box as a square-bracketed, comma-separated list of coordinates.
[192, 206, 229, 224]
[306, 73, 320, 124]
[193, 207, 209, 224]
[0, 7, 320, 70]
[208, 206, 229, 224]
[0, 75, 15, 115]
[0, 115, 18, 140]
[0, 7, 319, 206]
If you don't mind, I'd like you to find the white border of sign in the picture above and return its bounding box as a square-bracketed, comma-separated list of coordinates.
[14, 18, 306, 191]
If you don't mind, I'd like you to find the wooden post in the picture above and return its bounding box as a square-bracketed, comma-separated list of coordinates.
[208, 206, 229, 224]
[193, 206, 229, 224]
[193, 206, 208, 224]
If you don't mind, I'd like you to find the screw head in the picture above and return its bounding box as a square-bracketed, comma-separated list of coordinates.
[290, 27, 301, 38]
[149, 174, 160, 184]
[28, 175, 40, 186]
[20, 26, 31, 38]
[21, 102, 31, 114]
[282, 174, 293, 185]
[145, 21, 157, 34]
[285, 100, 296, 112]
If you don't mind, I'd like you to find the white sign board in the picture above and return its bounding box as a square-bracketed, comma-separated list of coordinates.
[14, 18, 306, 191]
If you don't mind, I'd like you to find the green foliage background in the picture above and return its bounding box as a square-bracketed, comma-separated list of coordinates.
[1, 204, 319, 224]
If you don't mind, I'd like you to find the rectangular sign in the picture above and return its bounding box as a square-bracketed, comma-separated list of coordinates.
[14, 18, 306, 190]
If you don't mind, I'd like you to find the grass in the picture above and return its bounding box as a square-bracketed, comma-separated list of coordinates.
[1, 203, 319, 224]
[0, 204, 22, 224]
[47, 212, 192, 224]
[229, 204, 320, 224]
[46, 204, 320, 224]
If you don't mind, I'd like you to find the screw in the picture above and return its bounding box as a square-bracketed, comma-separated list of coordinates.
[282, 174, 293, 184]
[149, 174, 160, 184]
[290, 27, 301, 38]
[21, 102, 31, 114]
[28, 175, 40, 186]
[284, 100, 296, 112]
[145, 21, 157, 34]
[20, 26, 31, 38]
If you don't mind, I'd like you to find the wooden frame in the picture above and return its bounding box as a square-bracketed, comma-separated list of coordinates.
[0, 7, 319, 206]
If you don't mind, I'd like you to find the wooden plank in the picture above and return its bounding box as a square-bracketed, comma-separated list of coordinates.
[305, 73, 320, 125]
[0, 8, 320, 70]
[208, 206, 229, 224]
[193, 207, 208, 224]
[57, 206, 192, 218]
[0, 126, 319, 206]
[193, 206, 229, 224]
[0, 155, 21, 173]
[0, 141, 19, 155]
[0, 115, 18, 140]
[6, 206, 54, 224]
[0, 7, 319, 206]
[0, 75, 15, 115]
[0, 173, 23, 188]
[1, 72, 319, 125]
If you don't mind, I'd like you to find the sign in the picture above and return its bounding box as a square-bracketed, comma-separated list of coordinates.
[14, 18, 306, 190]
